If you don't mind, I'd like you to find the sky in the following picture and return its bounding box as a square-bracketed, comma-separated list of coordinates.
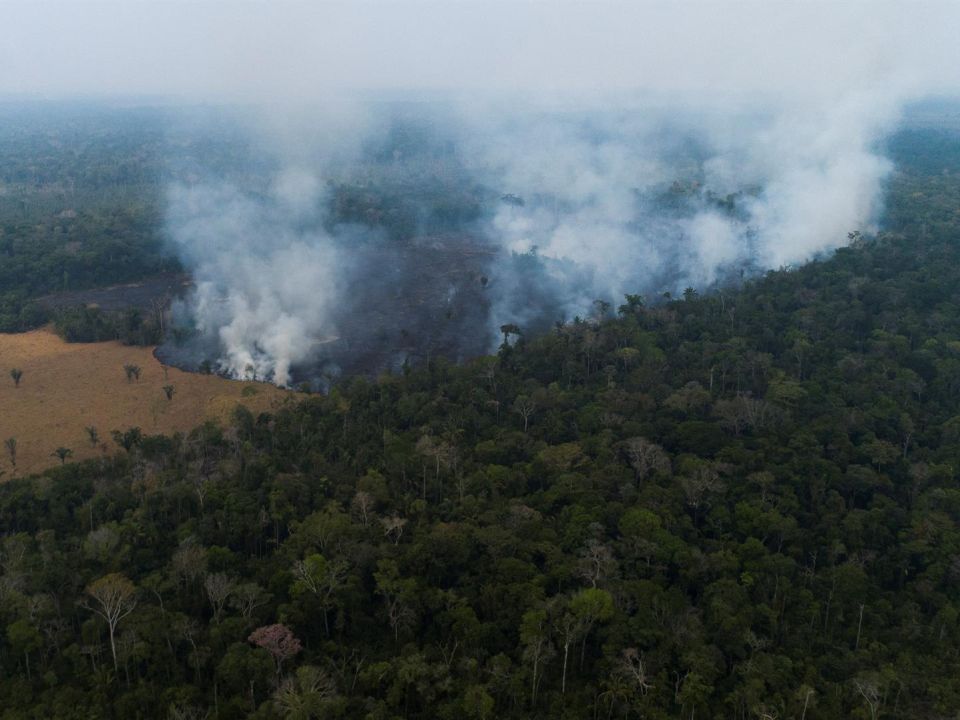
[0, 1, 958, 102]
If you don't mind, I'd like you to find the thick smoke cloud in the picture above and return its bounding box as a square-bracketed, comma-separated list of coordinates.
[167, 177, 341, 386]
[161, 86, 901, 384]
[456, 88, 899, 331]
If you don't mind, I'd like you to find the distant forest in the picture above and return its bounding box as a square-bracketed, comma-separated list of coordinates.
[1, 105, 960, 718]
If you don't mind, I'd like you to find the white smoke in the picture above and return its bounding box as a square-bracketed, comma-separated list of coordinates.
[167, 176, 340, 386]
[459, 88, 900, 326]
[164, 86, 904, 381]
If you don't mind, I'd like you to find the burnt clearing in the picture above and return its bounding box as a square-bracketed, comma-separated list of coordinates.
[36, 273, 192, 314]
[157, 234, 499, 386]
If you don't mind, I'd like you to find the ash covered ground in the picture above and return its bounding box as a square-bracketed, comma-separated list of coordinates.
[36, 274, 191, 314]
[156, 233, 498, 387]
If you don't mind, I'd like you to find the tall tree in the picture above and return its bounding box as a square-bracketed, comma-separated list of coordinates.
[83, 573, 137, 674]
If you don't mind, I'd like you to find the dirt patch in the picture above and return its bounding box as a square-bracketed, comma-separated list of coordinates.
[0, 327, 290, 478]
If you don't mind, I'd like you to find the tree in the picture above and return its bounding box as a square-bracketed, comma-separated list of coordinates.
[797, 685, 816, 720]
[416, 434, 455, 498]
[167, 702, 210, 720]
[520, 608, 554, 708]
[83, 573, 137, 674]
[679, 462, 724, 522]
[865, 438, 899, 473]
[85, 426, 99, 447]
[462, 683, 495, 720]
[204, 572, 235, 624]
[291, 554, 348, 636]
[622, 437, 670, 486]
[171, 541, 208, 587]
[4, 437, 16, 469]
[853, 676, 882, 720]
[552, 602, 588, 696]
[351, 489, 376, 526]
[592, 298, 612, 322]
[111, 427, 143, 453]
[230, 583, 272, 620]
[616, 648, 654, 697]
[274, 665, 338, 720]
[499, 323, 521, 346]
[123, 364, 141, 383]
[577, 539, 616, 589]
[374, 560, 417, 643]
[380, 515, 408, 545]
[163, 384, 175, 400]
[9, 368, 22, 387]
[678, 672, 713, 720]
[248, 624, 302, 680]
[52, 447, 72, 465]
[614, 346, 641, 370]
[512, 395, 537, 432]
[569, 588, 614, 671]
[7, 619, 42, 681]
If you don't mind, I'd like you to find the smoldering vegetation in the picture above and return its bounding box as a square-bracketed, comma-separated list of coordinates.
[158, 93, 898, 386]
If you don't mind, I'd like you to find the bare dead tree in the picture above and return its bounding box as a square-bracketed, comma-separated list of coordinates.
[230, 583, 272, 620]
[616, 648, 655, 696]
[380, 515, 408, 545]
[853, 677, 881, 720]
[82, 573, 137, 674]
[512, 395, 537, 432]
[351, 490, 375, 527]
[621, 437, 670, 486]
[203, 572, 235, 623]
[576, 539, 616, 589]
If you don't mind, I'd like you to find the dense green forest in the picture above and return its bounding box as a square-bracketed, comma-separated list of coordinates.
[2, 104, 960, 719]
[0, 103, 181, 332]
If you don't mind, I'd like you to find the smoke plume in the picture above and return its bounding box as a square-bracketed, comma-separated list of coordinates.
[458, 89, 899, 329]
[159, 87, 902, 384]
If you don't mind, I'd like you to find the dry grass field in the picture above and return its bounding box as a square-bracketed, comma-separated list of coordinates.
[0, 327, 291, 477]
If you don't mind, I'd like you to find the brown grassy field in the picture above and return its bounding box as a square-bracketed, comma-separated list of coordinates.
[0, 327, 291, 477]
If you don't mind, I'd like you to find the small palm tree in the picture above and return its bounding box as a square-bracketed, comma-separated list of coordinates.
[162, 385, 175, 401]
[52, 447, 72, 465]
[9, 368, 22, 387]
[123, 364, 142, 383]
[111, 427, 143, 453]
[85, 426, 99, 447]
[4, 437, 16, 468]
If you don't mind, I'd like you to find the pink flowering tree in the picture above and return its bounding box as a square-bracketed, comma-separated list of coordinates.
[248, 623, 302, 679]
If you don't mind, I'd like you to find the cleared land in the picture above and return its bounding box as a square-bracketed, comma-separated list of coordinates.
[0, 327, 290, 477]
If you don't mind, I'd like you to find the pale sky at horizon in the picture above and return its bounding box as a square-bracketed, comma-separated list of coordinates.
[0, 1, 957, 104]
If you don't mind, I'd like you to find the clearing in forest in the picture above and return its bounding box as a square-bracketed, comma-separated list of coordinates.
[0, 327, 290, 477]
